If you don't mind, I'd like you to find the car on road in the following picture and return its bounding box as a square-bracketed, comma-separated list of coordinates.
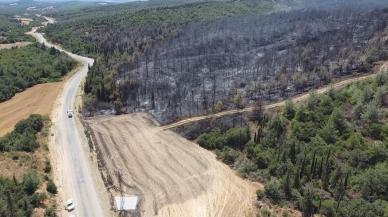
[65, 199, 75, 211]
[67, 110, 74, 118]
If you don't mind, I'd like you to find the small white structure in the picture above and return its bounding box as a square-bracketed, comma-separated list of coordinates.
[114, 196, 139, 211]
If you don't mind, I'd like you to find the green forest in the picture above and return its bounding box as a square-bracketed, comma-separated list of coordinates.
[44, 0, 276, 54]
[0, 115, 57, 217]
[0, 43, 76, 102]
[197, 72, 388, 217]
[0, 14, 33, 43]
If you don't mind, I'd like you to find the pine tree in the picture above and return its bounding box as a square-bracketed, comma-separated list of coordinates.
[283, 172, 292, 199]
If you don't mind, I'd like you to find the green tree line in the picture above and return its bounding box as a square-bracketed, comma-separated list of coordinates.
[0, 43, 76, 102]
[197, 72, 388, 217]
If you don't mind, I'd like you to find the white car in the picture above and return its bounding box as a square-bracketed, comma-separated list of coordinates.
[67, 110, 74, 118]
[65, 199, 75, 211]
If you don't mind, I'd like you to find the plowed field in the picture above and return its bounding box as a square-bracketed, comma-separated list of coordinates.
[86, 113, 260, 217]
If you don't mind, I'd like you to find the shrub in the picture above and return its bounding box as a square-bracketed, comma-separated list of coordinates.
[46, 179, 58, 194]
[44, 160, 52, 173]
[224, 127, 250, 150]
[261, 207, 271, 217]
[283, 99, 296, 120]
[336, 199, 384, 217]
[0, 115, 45, 152]
[45, 207, 57, 217]
[264, 178, 283, 203]
[319, 199, 336, 217]
[23, 170, 40, 195]
[256, 189, 265, 200]
[217, 147, 240, 165]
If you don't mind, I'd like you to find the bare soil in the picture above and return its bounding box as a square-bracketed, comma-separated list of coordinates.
[0, 81, 64, 136]
[15, 17, 33, 26]
[86, 113, 261, 217]
[0, 42, 32, 50]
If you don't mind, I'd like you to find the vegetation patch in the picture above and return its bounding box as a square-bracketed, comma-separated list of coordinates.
[196, 73, 388, 216]
[0, 14, 33, 43]
[0, 43, 76, 102]
[0, 115, 58, 216]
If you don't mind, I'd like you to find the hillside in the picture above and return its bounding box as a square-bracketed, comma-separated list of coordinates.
[42, 0, 388, 124]
[195, 71, 388, 217]
[0, 14, 34, 43]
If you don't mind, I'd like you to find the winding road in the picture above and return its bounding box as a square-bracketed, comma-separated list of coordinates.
[27, 18, 106, 217]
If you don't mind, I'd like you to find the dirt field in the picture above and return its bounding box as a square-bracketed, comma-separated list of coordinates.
[15, 17, 33, 26]
[0, 82, 63, 136]
[86, 113, 260, 217]
[0, 42, 32, 50]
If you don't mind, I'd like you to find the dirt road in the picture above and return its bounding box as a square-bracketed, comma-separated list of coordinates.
[163, 65, 388, 130]
[28, 18, 108, 217]
[87, 113, 260, 217]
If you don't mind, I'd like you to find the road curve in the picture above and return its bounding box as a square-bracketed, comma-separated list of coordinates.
[162, 64, 388, 130]
[27, 19, 105, 217]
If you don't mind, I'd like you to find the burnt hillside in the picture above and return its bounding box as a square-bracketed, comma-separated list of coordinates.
[103, 8, 388, 123]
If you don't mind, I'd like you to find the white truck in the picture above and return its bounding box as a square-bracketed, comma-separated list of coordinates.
[65, 199, 75, 211]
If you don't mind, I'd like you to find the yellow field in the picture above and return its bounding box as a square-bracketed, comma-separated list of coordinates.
[0, 82, 63, 136]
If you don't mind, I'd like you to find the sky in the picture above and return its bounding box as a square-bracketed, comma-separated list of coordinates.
[0, 0, 138, 2]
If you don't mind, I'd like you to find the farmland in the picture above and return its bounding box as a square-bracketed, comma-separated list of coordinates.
[0, 81, 64, 136]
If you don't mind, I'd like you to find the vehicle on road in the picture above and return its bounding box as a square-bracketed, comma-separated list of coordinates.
[65, 199, 75, 211]
[67, 110, 73, 118]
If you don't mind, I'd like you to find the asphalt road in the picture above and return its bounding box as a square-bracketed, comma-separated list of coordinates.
[28, 19, 105, 217]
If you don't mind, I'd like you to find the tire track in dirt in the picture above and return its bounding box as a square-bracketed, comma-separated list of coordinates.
[86, 114, 259, 217]
[127, 115, 211, 195]
[100, 122, 159, 190]
[122, 120, 186, 203]
[107, 121, 172, 210]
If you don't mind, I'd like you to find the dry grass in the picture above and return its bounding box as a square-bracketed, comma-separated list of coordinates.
[0, 81, 64, 136]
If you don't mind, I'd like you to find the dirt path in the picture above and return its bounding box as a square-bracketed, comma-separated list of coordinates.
[86, 113, 261, 217]
[163, 63, 388, 130]
[0, 42, 32, 50]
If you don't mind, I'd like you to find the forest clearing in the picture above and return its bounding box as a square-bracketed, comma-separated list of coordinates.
[86, 113, 263, 217]
[0, 41, 31, 49]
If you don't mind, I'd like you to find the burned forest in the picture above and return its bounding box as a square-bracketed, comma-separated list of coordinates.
[81, 8, 388, 123]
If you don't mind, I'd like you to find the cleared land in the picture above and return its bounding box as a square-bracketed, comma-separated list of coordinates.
[0, 42, 31, 49]
[86, 113, 260, 217]
[0, 81, 63, 136]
